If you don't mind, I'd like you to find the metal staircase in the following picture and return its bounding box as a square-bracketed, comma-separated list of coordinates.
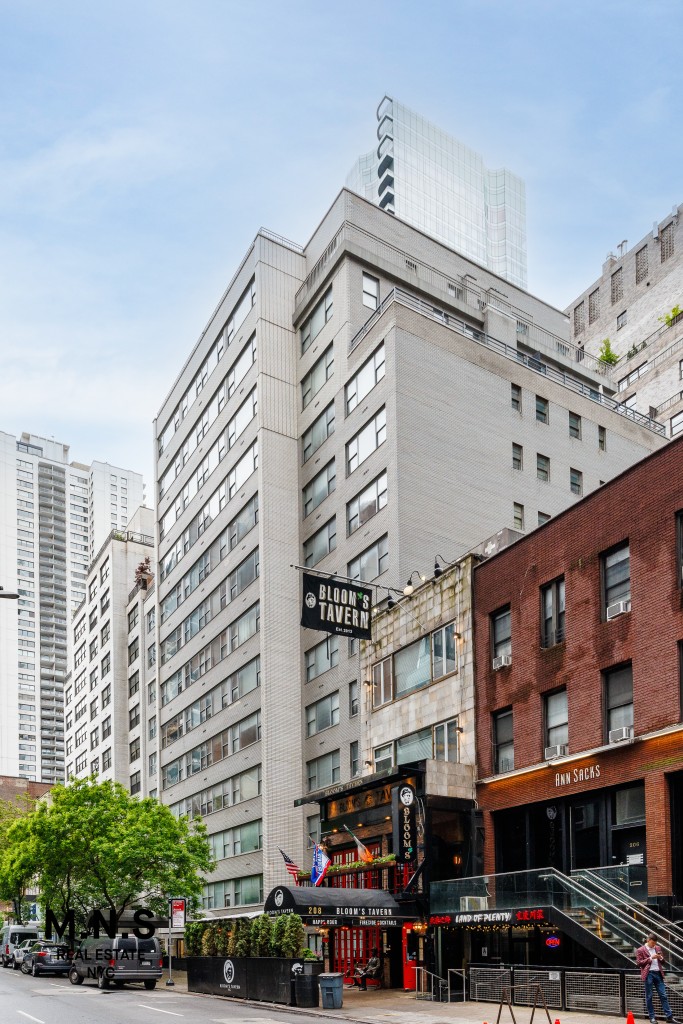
[431, 865, 683, 981]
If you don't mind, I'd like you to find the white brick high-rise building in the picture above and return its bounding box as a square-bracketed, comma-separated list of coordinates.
[0, 430, 143, 783]
[154, 187, 665, 916]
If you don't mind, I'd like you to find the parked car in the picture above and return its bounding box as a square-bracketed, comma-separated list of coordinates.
[69, 935, 162, 990]
[0, 925, 42, 968]
[21, 941, 72, 977]
[11, 939, 36, 971]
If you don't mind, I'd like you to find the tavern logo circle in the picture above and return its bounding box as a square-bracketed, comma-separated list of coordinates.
[305, 592, 317, 609]
[399, 785, 415, 807]
[223, 959, 235, 984]
[274, 889, 284, 907]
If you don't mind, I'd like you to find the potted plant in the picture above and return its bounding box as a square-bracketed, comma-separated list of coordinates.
[598, 338, 618, 365]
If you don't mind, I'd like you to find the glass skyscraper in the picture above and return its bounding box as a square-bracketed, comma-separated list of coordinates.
[346, 96, 527, 289]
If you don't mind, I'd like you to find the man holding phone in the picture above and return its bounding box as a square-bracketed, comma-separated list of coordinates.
[636, 934, 678, 1024]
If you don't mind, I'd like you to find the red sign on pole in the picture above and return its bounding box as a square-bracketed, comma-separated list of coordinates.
[170, 898, 186, 929]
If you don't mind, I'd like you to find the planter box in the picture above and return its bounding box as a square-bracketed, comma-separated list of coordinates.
[187, 956, 304, 1004]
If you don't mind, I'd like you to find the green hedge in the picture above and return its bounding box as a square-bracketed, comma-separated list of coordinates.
[185, 913, 305, 958]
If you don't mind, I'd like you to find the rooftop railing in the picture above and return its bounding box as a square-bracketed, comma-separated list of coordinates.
[349, 287, 666, 436]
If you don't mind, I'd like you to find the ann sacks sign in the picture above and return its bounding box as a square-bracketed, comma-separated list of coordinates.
[301, 572, 372, 640]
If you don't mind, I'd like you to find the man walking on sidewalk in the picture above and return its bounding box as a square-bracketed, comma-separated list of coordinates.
[636, 934, 679, 1024]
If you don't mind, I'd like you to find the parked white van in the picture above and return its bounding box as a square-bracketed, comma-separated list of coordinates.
[0, 925, 42, 968]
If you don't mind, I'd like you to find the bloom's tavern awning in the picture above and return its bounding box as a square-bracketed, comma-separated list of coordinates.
[263, 885, 419, 928]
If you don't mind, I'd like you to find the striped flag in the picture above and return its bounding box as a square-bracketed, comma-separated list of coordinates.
[343, 824, 374, 863]
[278, 847, 300, 882]
[311, 843, 331, 886]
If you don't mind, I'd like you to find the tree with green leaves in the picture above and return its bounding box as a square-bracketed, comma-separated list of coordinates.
[0, 790, 40, 922]
[0, 777, 213, 933]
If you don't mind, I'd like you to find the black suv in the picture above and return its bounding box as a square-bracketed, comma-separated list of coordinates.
[21, 941, 72, 977]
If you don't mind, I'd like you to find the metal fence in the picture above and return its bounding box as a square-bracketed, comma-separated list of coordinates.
[468, 965, 683, 1017]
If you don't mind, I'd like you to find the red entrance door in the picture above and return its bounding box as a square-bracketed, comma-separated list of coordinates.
[333, 926, 380, 980]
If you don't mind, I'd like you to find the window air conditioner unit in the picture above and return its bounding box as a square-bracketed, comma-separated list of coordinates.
[544, 744, 569, 760]
[460, 896, 488, 912]
[492, 655, 512, 670]
[609, 726, 634, 744]
[606, 599, 631, 620]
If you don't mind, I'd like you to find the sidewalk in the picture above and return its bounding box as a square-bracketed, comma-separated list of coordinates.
[161, 970, 636, 1024]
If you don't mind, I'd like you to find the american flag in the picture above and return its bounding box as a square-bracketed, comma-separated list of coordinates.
[278, 847, 300, 882]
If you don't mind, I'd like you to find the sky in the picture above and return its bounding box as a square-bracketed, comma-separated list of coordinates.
[1, 0, 682, 492]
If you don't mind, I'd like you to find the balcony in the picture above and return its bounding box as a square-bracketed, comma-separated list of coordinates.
[296, 857, 413, 894]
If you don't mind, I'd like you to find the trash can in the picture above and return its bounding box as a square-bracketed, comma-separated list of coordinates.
[318, 972, 344, 1009]
[294, 973, 320, 1008]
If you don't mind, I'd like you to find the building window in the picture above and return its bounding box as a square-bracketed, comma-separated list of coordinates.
[535, 396, 549, 424]
[432, 623, 457, 678]
[148, 680, 156, 705]
[130, 771, 141, 795]
[570, 468, 583, 495]
[102, 748, 112, 771]
[349, 680, 359, 717]
[545, 689, 568, 751]
[303, 518, 336, 567]
[616, 310, 627, 330]
[589, 288, 600, 323]
[598, 425, 606, 451]
[611, 267, 623, 304]
[347, 472, 387, 535]
[101, 652, 111, 677]
[300, 287, 333, 354]
[303, 461, 336, 517]
[128, 637, 139, 665]
[434, 719, 459, 761]
[128, 606, 139, 632]
[635, 245, 648, 283]
[307, 750, 340, 791]
[149, 752, 157, 776]
[90, 727, 99, 750]
[129, 704, 140, 729]
[102, 716, 111, 740]
[374, 743, 393, 772]
[147, 607, 156, 634]
[362, 273, 380, 310]
[677, 512, 683, 589]
[618, 361, 649, 392]
[372, 658, 392, 708]
[569, 412, 581, 439]
[129, 671, 140, 697]
[301, 346, 334, 408]
[101, 684, 111, 708]
[538, 511, 551, 526]
[541, 577, 566, 647]
[512, 443, 523, 470]
[305, 636, 339, 682]
[307, 814, 321, 847]
[605, 664, 634, 738]
[394, 637, 431, 698]
[306, 692, 340, 736]
[661, 222, 674, 263]
[101, 621, 110, 646]
[346, 408, 386, 474]
[537, 454, 550, 482]
[100, 589, 110, 613]
[493, 708, 514, 773]
[573, 301, 585, 336]
[603, 542, 630, 611]
[302, 403, 335, 463]
[147, 643, 156, 668]
[491, 606, 512, 659]
[350, 740, 360, 777]
[149, 715, 157, 740]
[671, 411, 683, 438]
[130, 737, 141, 763]
[345, 343, 385, 414]
[511, 383, 522, 412]
[348, 535, 388, 582]
[513, 502, 524, 530]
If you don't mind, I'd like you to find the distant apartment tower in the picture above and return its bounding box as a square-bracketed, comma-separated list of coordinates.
[64, 507, 156, 792]
[346, 96, 528, 289]
[154, 187, 665, 915]
[567, 203, 683, 438]
[0, 430, 144, 783]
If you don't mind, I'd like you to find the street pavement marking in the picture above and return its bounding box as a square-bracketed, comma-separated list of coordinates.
[137, 1005, 184, 1016]
[17, 1012, 46, 1024]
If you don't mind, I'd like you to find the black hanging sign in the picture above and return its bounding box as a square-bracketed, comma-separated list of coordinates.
[392, 783, 417, 863]
[301, 573, 372, 640]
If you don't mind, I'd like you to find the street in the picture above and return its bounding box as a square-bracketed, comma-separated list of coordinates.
[0, 968, 311, 1024]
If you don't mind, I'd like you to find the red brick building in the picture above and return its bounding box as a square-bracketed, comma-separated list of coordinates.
[473, 435, 683, 916]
